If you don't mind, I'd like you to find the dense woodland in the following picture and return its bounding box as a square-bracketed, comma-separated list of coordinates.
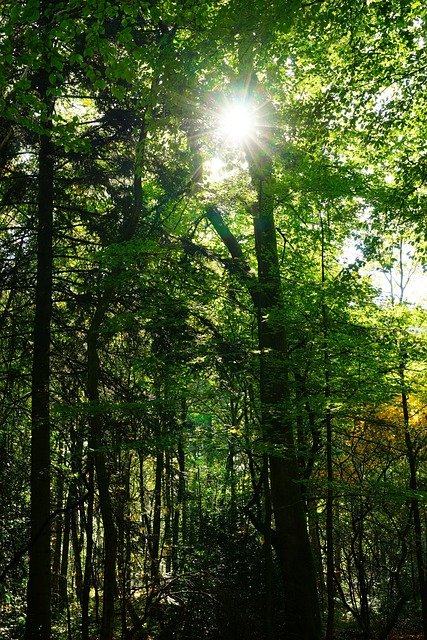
[2, 1, 427, 639]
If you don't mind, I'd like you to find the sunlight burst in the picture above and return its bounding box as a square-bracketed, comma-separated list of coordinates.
[218, 101, 257, 147]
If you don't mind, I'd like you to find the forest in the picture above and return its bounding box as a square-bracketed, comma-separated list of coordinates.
[1, 0, 427, 639]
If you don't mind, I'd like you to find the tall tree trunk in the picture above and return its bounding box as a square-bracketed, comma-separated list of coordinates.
[321, 215, 335, 639]
[52, 470, 64, 611]
[70, 500, 84, 605]
[164, 452, 173, 574]
[87, 316, 118, 640]
[206, 197, 321, 638]
[172, 419, 186, 572]
[247, 76, 321, 640]
[325, 401, 335, 639]
[117, 452, 132, 639]
[400, 361, 427, 636]
[206, 66, 321, 637]
[58, 496, 71, 610]
[206, 186, 321, 638]
[151, 447, 164, 580]
[82, 464, 94, 640]
[262, 454, 274, 640]
[25, 66, 54, 640]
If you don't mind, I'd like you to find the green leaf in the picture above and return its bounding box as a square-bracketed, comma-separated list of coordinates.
[111, 84, 126, 100]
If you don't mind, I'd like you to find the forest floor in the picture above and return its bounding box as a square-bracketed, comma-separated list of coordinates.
[334, 621, 424, 640]
[335, 634, 423, 639]
[383, 635, 422, 639]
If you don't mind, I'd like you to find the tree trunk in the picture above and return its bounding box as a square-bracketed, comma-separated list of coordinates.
[269, 456, 322, 639]
[82, 464, 94, 640]
[172, 422, 186, 572]
[58, 487, 73, 612]
[247, 82, 321, 639]
[164, 452, 172, 574]
[151, 447, 164, 580]
[52, 470, 64, 611]
[262, 455, 274, 640]
[400, 362, 427, 636]
[70, 500, 84, 605]
[206, 196, 321, 638]
[325, 402, 335, 639]
[321, 216, 335, 639]
[117, 452, 132, 640]
[206, 120, 322, 640]
[87, 319, 118, 640]
[25, 71, 54, 640]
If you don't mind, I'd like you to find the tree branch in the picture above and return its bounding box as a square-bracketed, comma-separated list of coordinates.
[205, 205, 262, 306]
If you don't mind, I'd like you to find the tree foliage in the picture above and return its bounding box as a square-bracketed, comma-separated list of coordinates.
[1, 1, 427, 639]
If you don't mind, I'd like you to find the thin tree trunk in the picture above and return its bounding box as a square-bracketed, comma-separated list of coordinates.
[82, 464, 94, 640]
[164, 452, 173, 574]
[172, 424, 186, 572]
[95, 438, 118, 640]
[262, 454, 274, 640]
[71, 500, 84, 604]
[52, 471, 64, 611]
[321, 215, 335, 639]
[353, 512, 370, 636]
[87, 319, 118, 640]
[325, 402, 335, 639]
[139, 450, 152, 578]
[151, 448, 163, 580]
[117, 453, 132, 640]
[400, 362, 427, 636]
[58, 488, 72, 612]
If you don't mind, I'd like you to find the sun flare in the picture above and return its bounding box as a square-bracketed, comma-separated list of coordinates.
[218, 101, 257, 146]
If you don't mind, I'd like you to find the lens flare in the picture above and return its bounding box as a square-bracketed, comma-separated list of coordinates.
[218, 102, 257, 146]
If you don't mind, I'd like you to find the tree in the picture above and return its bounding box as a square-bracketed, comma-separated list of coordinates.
[205, 61, 322, 636]
[24, 1, 56, 636]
